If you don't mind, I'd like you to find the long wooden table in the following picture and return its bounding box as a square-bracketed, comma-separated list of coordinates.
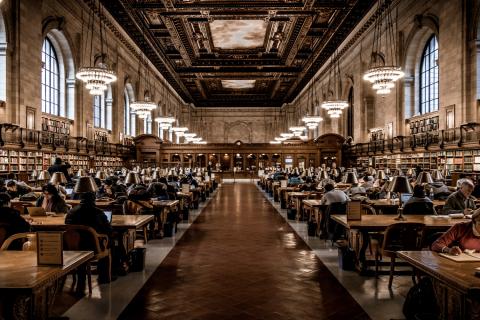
[331, 214, 470, 274]
[11, 199, 115, 209]
[398, 251, 480, 320]
[152, 200, 180, 237]
[0, 250, 93, 320]
[287, 192, 319, 220]
[27, 214, 154, 252]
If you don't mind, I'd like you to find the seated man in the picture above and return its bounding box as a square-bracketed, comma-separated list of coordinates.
[348, 182, 366, 197]
[0, 193, 31, 245]
[456, 173, 474, 189]
[320, 183, 349, 205]
[6, 180, 31, 199]
[403, 185, 435, 215]
[65, 192, 113, 289]
[442, 180, 476, 215]
[36, 184, 69, 213]
[432, 209, 480, 255]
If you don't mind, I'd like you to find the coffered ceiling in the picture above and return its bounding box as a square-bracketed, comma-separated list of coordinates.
[100, 0, 376, 107]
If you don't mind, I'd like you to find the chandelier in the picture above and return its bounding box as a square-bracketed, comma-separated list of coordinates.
[363, 0, 404, 95]
[183, 133, 197, 139]
[269, 140, 281, 144]
[321, 100, 349, 118]
[76, 1, 117, 95]
[321, 51, 349, 118]
[274, 137, 287, 142]
[131, 99, 156, 119]
[289, 126, 306, 136]
[155, 116, 176, 130]
[171, 127, 188, 136]
[280, 133, 294, 138]
[302, 115, 323, 129]
[76, 65, 117, 95]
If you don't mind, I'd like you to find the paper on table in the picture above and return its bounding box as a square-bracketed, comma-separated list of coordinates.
[439, 252, 480, 262]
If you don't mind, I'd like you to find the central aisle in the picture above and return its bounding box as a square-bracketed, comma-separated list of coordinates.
[119, 184, 369, 319]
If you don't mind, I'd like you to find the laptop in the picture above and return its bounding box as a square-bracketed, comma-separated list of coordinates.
[27, 207, 47, 217]
[400, 193, 412, 205]
[104, 211, 113, 223]
[65, 188, 73, 196]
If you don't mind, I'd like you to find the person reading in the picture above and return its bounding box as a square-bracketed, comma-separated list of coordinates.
[431, 209, 480, 255]
[442, 180, 476, 216]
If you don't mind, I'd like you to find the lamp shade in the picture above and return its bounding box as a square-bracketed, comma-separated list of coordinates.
[388, 176, 413, 194]
[77, 169, 88, 177]
[151, 171, 160, 180]
[95, 171, 108, 180]
[74, 176, 98, 193]
[30, 169, 38, 180]
[384, 168, 391, 175]
[50, 172, 67, 185]
[416, 172, 434, 184]
[140, 169, 146, 175]
[376, 170, 386, 180]
[406, 168, 416, 177]
[442, 169, 451, 178]
[125, 172, 141, 184]
[345, 172, 358, 184]
[394, 169, 404, 176]
[431, 170, 444, 181]
[319, 170, 329, 180]
[89, 168, 95, 175]
[37, 170, 51, 181]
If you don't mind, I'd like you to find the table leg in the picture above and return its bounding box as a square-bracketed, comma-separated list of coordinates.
[357, 230, 371, 275]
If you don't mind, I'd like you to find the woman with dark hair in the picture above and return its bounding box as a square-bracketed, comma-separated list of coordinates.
[36, 184, 69, 213]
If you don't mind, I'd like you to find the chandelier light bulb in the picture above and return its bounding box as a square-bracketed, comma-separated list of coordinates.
[76, 66, 117, 96]
[280, 133, 294, 138]
[363, 66, 404, 95]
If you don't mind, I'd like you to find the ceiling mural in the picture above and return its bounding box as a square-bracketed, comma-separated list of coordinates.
[99, 0, 376, 107]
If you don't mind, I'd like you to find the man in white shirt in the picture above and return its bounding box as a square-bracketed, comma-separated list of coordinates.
[320, 183, 349, 205]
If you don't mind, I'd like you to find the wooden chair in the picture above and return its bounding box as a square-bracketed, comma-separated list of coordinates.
[0, 223, 9, 249]
[375, 222, 425, 288]
[0, 232, 37, 251]
[62, 225, 109, 295]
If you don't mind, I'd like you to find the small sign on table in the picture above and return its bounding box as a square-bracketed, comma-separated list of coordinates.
[36, 231, 63, 266]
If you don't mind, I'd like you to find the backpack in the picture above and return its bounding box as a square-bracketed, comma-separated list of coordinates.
[403, 277, 439, 320]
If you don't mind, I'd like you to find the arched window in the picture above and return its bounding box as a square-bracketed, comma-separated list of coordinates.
[419, 36, 439, 114]
[124, 87, 136, 136]
[41, 38, 60, 115]
[41, 31, 75, 119]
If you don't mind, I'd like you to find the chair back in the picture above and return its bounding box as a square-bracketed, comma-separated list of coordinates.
[324, 202, 347, 240]
[0, 223, 9, 248]
[361, 204, 377, 215]
[0, 232, 37, 251]
[382, 223, 425, 253]
[403, 201, 435, 215]
[62, 225, 107, 258]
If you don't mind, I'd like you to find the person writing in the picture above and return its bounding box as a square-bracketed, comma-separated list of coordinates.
[442, 180, 476, 215]
[432, 209, 480, 255]
[36, 184, 69, 213]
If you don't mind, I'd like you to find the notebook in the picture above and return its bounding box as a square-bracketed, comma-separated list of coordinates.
[27, 207, 47, 217]
[104, 211, 112, 223]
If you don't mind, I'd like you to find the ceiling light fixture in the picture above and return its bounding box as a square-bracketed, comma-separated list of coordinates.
[321, 50, 348, 118]
[76, 0, 117, 95]
[363, 0, 404, 95]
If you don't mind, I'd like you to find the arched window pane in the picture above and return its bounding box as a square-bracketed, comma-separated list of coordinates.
[124, 89, 136, 136]
[144, 114, 152, 134]
[420, 36, 439, 114]
[93, 94, 103, 128]
[41, 38, 60, 115]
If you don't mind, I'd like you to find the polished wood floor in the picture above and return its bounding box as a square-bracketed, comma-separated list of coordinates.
[119, 184, 370, 319]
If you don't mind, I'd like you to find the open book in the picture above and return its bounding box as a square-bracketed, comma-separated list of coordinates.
[439, 251, 480, 262]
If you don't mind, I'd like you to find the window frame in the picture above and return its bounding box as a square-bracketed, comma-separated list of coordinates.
[419, 35, 439, 115]
[41, 38, 61, 116]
